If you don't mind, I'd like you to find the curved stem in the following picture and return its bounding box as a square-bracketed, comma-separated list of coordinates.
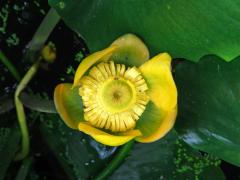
[13, 8, 59, 160]
[95, 140, 134, 180]
[0, 8, 60, 161]
[0, 50, 21, 81]
[14, 60, 41, 161]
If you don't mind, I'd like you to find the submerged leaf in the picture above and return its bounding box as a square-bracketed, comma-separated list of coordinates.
[39, 113, 117, 179]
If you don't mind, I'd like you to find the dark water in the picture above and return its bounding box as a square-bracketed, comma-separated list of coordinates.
[0, 0, 91, 179]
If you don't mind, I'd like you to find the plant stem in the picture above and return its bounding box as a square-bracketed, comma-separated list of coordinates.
[27, 8, 60, 51]
[14, 60, 41, 161]
[0, 50, 21, 81]
[94, 140, 134, 180]
[13, 8, 59, 160]
[0, 8, 60, 161]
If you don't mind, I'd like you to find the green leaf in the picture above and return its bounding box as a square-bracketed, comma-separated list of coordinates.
[20, 92, 57, 114]
[110, 130, 224, 179]
[175, 55, 240, 166]
[49, 0, 240, 62]
[39, 113, 117, 180]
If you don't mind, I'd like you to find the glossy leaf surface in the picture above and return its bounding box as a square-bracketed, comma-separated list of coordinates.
[38, 113, 224, 179]
[110, 131, 224, 179]
[49, 0, 240, 62]
[175, 55, 240, 166]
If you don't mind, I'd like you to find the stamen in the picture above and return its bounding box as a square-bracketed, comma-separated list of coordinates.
[80, 61, 149, 132]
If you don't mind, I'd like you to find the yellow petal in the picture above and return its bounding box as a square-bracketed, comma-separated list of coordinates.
[54, 83, 84, 129]
[73, 46, 116, 87]
[78, 122, 142, 146]
[139, 53, 177, 111]
[136, 104, 177, 143]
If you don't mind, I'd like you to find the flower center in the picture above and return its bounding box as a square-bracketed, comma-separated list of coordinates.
[100, 78, 135, 113]
[79, 61, 149, 132]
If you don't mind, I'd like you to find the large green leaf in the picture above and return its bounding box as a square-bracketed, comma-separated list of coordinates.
[175, 55, 240, 166]
[49, 0, 240, 62]
[110, 130, 224, 179]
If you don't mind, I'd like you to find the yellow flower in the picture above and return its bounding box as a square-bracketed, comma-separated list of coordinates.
[54, 34, 177, 146]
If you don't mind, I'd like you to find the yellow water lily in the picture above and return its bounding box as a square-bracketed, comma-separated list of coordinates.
[54, 34, 177, 146]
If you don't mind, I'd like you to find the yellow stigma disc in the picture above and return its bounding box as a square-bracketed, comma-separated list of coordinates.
[79, 61, 149, 132]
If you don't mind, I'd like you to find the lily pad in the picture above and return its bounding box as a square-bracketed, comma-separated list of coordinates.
[110, 130, 224, 179]
[175, 55, 240, 166]
[49, 0, 240, 62]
